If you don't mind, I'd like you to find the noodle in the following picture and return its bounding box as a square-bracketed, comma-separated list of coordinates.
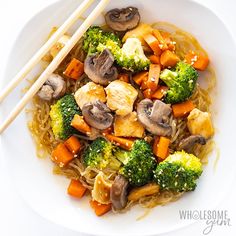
[27, 21, 216, 212]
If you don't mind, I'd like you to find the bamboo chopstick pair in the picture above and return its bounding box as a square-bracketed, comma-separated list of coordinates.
[0, 0, 110, 134]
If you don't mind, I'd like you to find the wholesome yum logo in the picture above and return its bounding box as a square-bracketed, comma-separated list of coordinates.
[179, 210, 231, 234]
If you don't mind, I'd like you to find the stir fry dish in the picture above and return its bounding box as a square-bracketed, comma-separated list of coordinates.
[29, 6, 215, 216]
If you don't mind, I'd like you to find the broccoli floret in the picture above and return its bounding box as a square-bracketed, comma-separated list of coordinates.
[160, 61, 198, 104]
[116, 140, 157, 187]
[83, 26, 121, 55]
[49, 94, 81, 140]
[83, 26, 150, 72]
[83, 138, 121, 170]
[154, 151, 203, 192]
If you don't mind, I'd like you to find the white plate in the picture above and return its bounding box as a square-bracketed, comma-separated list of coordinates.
[1, 0, 236, 235]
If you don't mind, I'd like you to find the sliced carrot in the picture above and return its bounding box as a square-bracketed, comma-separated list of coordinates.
[185, 51, 209, 71]
[143, 89, 153, 99]
[52, 143, 74, 167]
[64, 58, 84, 80]
[160, 50, 180, 68]
[118, 73, 130, 83]
[152, 86, 168, 100]
[71, 114, 91, 134]
[172, 100, 195, 118]
[143, 33, 162, 56]
[65, 136, 81, 154]
[90, 200, 112, 216]
[133, 71, 148, 86]
[149, 55, 160, 64]
[156, 136, 171, 160]
[140, 76, 149, 90]
[147, 64, 161, 91]
[161, 31, 176, 51]
[153, 29, 168, 50]
[153, 136, 160, 157]
[102, 133, 134, 150]
[67, 179, 87, 198]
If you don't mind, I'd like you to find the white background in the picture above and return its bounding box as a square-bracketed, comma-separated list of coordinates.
[0, 0, 235, 235]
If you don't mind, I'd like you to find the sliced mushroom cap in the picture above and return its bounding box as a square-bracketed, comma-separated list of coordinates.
[84, 49, 118, 86]
[37, 74, 66, 101]
[110, 175, 129, 210]
[178, 135, 206, 153]
[82, 100, 114, 130]
[105, 7, 140, 32]
[137, 99, 172, 136]
[37, 85, 54, 101]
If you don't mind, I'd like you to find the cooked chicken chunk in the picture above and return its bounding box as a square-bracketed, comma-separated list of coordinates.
[74, 82, 106, 109]
[92, 172, 112, 204]
[105, 80, 138, 116]
[114, 112, 144, 138]
[187, 108, 214, 139]
[50, 34, 71, 58]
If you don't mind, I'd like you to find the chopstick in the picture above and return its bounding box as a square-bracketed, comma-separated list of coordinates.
[0, 0, 94, 104]
[0, 0, 110, 134]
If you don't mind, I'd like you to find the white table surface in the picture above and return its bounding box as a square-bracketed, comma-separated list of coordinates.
[0, 0, 235, 235]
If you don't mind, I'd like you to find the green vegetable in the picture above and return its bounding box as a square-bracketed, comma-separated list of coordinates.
[160, 61, 198, 104]
[83, 137, 121, 170]
[83, 26, 121, 55]
[83, 26, 150, 72]
[116, 140, 157, 186]
[154, 151, 203, 192]
[49, 94, 81, 140]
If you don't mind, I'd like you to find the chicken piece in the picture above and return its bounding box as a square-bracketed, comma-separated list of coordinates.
[187, 108, 214, 139]
[105, 80, 138, 116]
[74, 82, 106, 109]
[92, 172, 112, 204]
[50, 34, 71, 58]
[114, 112, 144, 138]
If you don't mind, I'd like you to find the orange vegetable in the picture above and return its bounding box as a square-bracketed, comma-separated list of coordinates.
[153, 29, 168, 50]
[118, 73, 129, 83]
[71, 114, 91, 134]
[149, 55, 160, 64]
[64, 58, 84, 80]
[185, 51, 209, 71]
[52, 143, 74, 167]
[133, 71, 148, 86]
[155, 136, 171, 160]
[65, 136, 81, 154]
[140, 76, 149, 90]
[143, 33, 162, 56]
[160, 50, 180, 68]
[90, 200, 112, 216]
[147, 64, 161, 91]
[152, 86, 168, 99]
[67, 179, 87, 198]
[103, 133, 134, 150]
[153, 136, 159, 157]
[172, 100, 195, 118]
[143, 89, 153, 99]
[161, 31, 176, 51]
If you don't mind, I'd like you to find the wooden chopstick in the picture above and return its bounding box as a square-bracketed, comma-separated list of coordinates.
[0, 0, 94, 104]
[0, 0, 110, 134]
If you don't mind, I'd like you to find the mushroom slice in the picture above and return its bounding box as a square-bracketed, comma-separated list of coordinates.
[37, 84, 54, 101]
[128, 183, 160, 202]
[178, 135, 206, 153]
[84, 49, 118, 86]
[110, 175, 129, 210]
[82, 100, 114, 130]
[105, 7, 140, 32]
[37, 74, 66, 101]
[137, 99, 172, 136]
